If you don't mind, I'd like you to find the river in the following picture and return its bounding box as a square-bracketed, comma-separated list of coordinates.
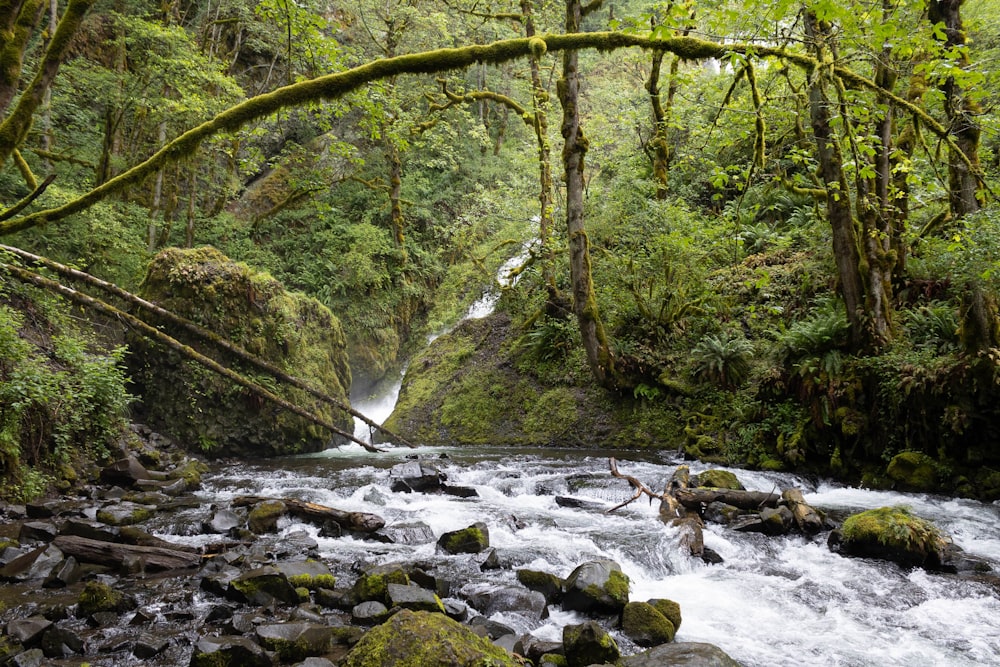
[195, 444, 1000, 667]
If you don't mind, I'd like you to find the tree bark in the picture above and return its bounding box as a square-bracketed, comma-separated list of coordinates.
[232, 496, 385, 532]
[781, 489, 823, 533]
[559, 0, 620, 390]
[673, 488, 780, 511]
[928, 0, 982, 217]
[804, 12, 868, 350]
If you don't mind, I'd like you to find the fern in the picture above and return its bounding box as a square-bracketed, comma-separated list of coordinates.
[691, 331, 753, 388]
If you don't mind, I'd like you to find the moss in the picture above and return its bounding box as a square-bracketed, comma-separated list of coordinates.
[131, 247, 352, 458]
[170, 459, 208, 487]
[605, 569, 631, 606]
[247, 500, 286, 534]
[886, 452, 938, 491]
[649, 598, 682, 631]
[522, 388, 579, 443]
[354, 569, 410, 604]
[288, 573, 337, 590]
[295, 587, 310, 602]
[341, 609, 519, 667]
[77, 581, 129, 617]
[696, 469, 744, 490]
[840, 506, 949, 568]
[438, 524, 489, 554]
[621, 601, 676, 646]
[538, 654, 567, 667]
[96, 505, 154, 526]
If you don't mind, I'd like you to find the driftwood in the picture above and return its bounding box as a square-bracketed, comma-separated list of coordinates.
[52, 535, 202, 571]
[674, 488, 780, 511]
[781, 489, 824, 533]
[232, 496, 385, 533]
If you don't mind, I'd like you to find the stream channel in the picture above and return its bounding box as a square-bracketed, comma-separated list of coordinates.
[191, 446, 1000, 666]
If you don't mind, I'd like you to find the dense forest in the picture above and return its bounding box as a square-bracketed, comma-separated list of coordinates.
[1, 0, 999, 501]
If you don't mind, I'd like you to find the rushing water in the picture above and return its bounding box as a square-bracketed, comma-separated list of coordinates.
[196, 445, 1000, 667]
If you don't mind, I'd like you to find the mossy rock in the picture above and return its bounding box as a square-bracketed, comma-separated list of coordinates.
[77, 581, 137, 617]
[130, 246, 352, 458]
[169, 458, 208, 487]
[437, 522, 489, 554]
[621, 601, 676, 647]
[695, 469, 744, 490]
[562, 560, 630, 615]
[648, 598, 682, 631]
[516, 569, 564, 604]
[353, 565, 410, 604]
[247, 500, 287, 534]
[886, 452, 938, 492]
[340, 609, 520, 667]
[837, 506, 950, 569]
[563, 621, 620, 666]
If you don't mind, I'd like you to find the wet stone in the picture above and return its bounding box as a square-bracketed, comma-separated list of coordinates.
[129, 608, 157, 625]
[191, 635, 271, 667]
[40, 626, 84, 658]
[59, 518, 120, 543]
[43, 556, 82, 588]
[86, 612, 120, 628]
[205, 509, 242, 534]
[134, 633, 170, 659]
[7, 616, 52, 646]
[8, 648, 45, 667]
[352, 600, 390, 625]
[377, 521, 435, 545]
[386, 583, 444, 613]
[19, 521, 57, 543]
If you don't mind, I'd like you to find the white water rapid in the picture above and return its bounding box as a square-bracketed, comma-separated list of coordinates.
[200, 448, 1000, 667]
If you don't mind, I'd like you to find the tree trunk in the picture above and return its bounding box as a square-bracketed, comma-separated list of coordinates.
[232, 496, 385, 533]
[53, 535, 202, 571]
[928, 0, 982, 218]
[0, 0, 44, 116]
[559, 0, 618, 390]
[804, 12, 867, 350]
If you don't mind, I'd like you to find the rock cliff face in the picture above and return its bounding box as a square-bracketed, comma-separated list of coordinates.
[382, 312, 682, 448]
[129, 246, 352, 457]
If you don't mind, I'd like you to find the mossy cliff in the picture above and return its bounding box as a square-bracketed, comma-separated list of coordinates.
[129, 246, 352, 457]
[382, 312, 682, 447]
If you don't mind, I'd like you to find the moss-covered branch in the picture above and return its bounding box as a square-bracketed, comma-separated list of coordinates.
[0, 173, 54, 221]
[0, 261, 384, 453]
[0, 243, 415, 448]
[0, 29, 976, 237]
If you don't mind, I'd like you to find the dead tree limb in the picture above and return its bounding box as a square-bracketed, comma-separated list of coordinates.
[0, 245, 415, 448]
[0, 262, 383, 452]
[232, 495, 385, 533]
[607, 457, 665, 512]
[52, 535, 202, 571]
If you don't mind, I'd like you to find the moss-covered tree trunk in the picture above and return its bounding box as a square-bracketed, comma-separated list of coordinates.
[928, 0, 982, 218]
[558, 0, 620, 390]
[0, 0, 45, 116]
[804, 11, 868, 351]
[646, 50, 670, 200]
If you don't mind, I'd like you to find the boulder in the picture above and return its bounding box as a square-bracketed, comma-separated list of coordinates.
[247, 499, 286, 534]
[99, 457, 152, 488]
[759, 506, 794, 536]
[621, 601, 675, 647]
[40, 626, 84, 658]
[378, 522, 436, 545]
[886, 452, 938, 492]
[340, 609, 520, 667]
[189, 635, 271, 667]
[353, 564, 410, 604]
[385, 583, 446, 613]
[465, 586, 547, 620]
[76, 581, 138, 617]
[389, 461, 446, 493]
[563, 621, 619, 667]
[7, 617, 52, 646]
[437, 522, 490, 554]
[695, 470, 744, 490]
[621, 642, 741, 667]
[516, 569, 564, 605]
[831, 506, 950, 569]
[255, 622, 335, 662]
[227, 566, 300, 605]
[130, 246, 353, 458]
[561, 559, 630, 615]
[352, 601, 391, 625]
[648, 598, 682, 632]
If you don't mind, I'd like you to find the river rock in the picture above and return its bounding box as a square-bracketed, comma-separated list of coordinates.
[7, 617, 52, 646]
[19, 521, 57, 543]
[468, 615, 517, 640]
[247, 499, 286, 533]
[465, 586, 546, 620]
[353, 564, 410, 604]
[886, 451, 938, 492]
[43, 555, 82, 588]
[96, 502, 155, 527]
[378, 521, 436, 545]
[40, 626, 84, 658]
[0, 544, 64, 582]
[563, 620, 620, 666]
[352, 600, 390, 625]
[514, 635, 563, 664]
[437, 522, 490, 554]
[189, 635, 272, 667]
[389, 461, 446, 493]
[386, 583, 445, 613]
[205, 509, 243, 534]
[703, 501, 741, 525]
[621, 601, 676, 647]
[695, 470, 744, 490]
[621, 641, 742, 667]
[759, 506, 794, 535]
[255, 622, 334, 662]
[517, 569, 564, 604]
[340, 609, 520, 667]
[133, 633, 170, 659]
[275, 560, 336, 590]
[831, 506, 951, 569]
[227, 565, 300, 605]
[99, 457, 152, 488]
[562, 559, 630, 615]
[7, 648, 45, 667]
[77, 580, 138, 617]
[59, 518, 120, 543]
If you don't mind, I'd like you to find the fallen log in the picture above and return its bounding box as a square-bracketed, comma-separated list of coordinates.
[232, 496, 385, 533]
[53, 535, 202, 572]
[674, 488, 780, 511]
[781, 489, 824, 534]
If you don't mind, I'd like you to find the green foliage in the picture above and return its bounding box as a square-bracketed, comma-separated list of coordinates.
[776, 300, 850, 382]
[691, 331, 753, 388]
[841, 506, 945, 552]
[0, 282, 132, 501]
[904, 301, 959, 352]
